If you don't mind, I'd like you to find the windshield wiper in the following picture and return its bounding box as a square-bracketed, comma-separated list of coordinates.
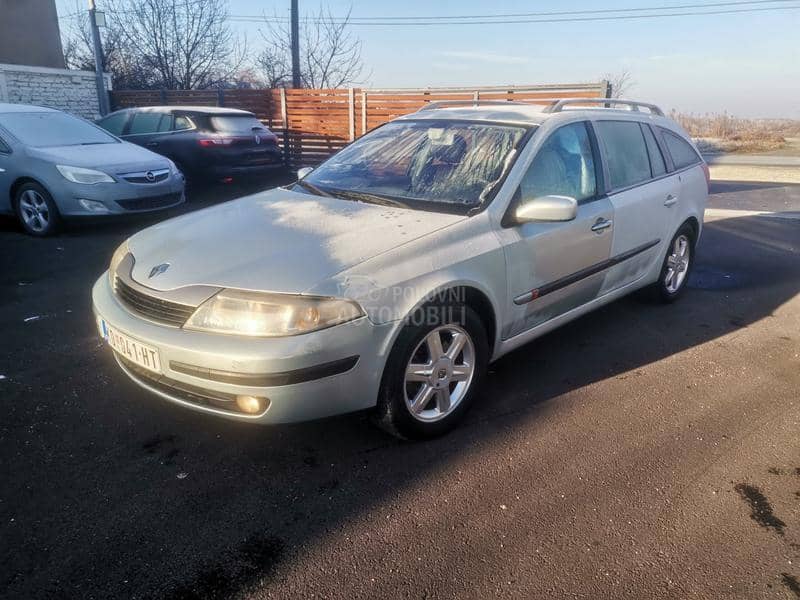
[326, 188, 408, 209]
[294, 179, 333, 197]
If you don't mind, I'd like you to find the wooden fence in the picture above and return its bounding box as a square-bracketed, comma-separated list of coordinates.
[111, 82, 611, 168]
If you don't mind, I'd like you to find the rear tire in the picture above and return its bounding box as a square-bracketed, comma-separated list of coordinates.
[648, 223, 696, 303]
[374, 303, 488, 439]
[14, 182, 61, 236]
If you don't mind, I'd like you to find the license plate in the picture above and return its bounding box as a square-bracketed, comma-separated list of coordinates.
[101, 320, 161, 374]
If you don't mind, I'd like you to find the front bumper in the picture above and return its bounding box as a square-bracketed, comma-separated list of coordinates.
[91, 274, 395, 424]
[53, 175, 185, 217]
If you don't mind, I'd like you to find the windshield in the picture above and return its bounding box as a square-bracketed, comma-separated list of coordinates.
[0, 112, 117, 147]
[210, 115, 269, 133]
[297, 120, 528, 213]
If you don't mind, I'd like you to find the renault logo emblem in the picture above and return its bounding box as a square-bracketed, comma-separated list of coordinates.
[145, 171, 156, 182]
[148, 263, 170, 278]
[254, 134, 261, 145]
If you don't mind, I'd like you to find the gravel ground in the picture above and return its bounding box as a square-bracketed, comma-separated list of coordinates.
[1, 181, 799, 599]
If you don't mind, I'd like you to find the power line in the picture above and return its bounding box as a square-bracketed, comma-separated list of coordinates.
[227, 4, 800, 26]
[229, 0, 799, 22]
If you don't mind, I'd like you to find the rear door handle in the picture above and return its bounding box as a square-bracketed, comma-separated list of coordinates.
[664, 194, 678, 207]
[146, 141, 159, 147]
[591, 218, 613, 233]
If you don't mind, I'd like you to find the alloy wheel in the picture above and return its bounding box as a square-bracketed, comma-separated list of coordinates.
[19, 189, 50, 233]
[404, 324, 476, 422]
[665, 234, 691, 294]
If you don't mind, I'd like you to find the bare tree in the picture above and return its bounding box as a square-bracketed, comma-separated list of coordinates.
[62, 0, 247, 89]
[602, 70, 635, 99]
[258, 7, 367, 88]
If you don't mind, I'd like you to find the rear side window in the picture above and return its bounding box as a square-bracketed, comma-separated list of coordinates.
[173, 115, 193, 131]
[98, 112, 128, 136]
[661, 129, 701, 169]
[641, 124, 667, 177]
[595, 121, 651, 190]
[129, 112, 167, 135]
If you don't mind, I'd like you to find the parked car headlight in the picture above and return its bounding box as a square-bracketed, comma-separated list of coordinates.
[108, 241, 129, 284]
[56, 164, 115, 184]
[184, 289, 364, 337]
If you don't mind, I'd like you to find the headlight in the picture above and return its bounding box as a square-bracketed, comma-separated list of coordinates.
[108, 241, 129, 284]
[184, 289, 364, 337]
[56, 164, 115, 184]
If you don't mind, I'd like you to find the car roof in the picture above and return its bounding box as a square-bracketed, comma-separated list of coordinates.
[0, 103, 60, 114]
[116, 105, 255, 116]
[396, 99, 681, 132]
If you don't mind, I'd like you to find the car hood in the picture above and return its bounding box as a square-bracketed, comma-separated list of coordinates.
[127, 188, 466, 293]
[29, 142, 170, 173]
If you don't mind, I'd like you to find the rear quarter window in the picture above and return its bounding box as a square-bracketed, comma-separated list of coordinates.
[0, 135, 10, 153]
[595, 120, 652, 190]
[660, 128, 702, 169]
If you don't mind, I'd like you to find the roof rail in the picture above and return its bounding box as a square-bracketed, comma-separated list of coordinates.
[416, 100, 547, 112]
[544, 98, 664, 116]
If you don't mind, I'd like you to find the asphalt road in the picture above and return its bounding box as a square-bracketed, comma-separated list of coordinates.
[1, 181, 799, 599]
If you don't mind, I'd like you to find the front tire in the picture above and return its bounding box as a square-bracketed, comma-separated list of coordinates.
[650, 223, 695, 303]
[14, 182, 61, 236]
[375, 303, 488, 439]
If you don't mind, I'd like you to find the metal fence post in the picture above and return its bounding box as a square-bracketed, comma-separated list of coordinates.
[348, 87, 355, 142]
[160, 89, 167, 104]
[217, 88, 225, 107]
[361, 90, 367, 136]
[280, 87, 290, 167]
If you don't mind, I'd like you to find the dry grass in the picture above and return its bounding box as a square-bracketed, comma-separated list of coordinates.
[671, 111, 800, 154]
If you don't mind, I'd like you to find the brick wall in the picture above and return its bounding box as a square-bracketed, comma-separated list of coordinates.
[0, 63, 111, 120]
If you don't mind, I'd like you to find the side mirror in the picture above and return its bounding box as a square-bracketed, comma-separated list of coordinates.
[514, 195, 577, 223]
[297, 166, 313, 179]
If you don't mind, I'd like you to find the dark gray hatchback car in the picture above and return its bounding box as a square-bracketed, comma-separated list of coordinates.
[97, 106, 286, 183]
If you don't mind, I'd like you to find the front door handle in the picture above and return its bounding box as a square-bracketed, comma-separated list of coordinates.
[664, 194, 678, 207]
[591, 218, 613, 233]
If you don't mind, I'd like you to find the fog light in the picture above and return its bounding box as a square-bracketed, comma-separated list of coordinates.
[236, 395, 266, 414]
[78, 198, 110, 213]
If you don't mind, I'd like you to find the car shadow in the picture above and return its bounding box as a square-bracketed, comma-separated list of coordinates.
[1, 214, 798, 598]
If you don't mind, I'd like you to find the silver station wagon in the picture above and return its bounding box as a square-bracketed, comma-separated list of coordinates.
[92, 98, 708, 438]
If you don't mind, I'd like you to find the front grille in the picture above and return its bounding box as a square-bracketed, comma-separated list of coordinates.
[114, 277, 195, 326]
[120, 169, 170, 184]
[116, 192, 182, 211]
[116, 355, 248, 413]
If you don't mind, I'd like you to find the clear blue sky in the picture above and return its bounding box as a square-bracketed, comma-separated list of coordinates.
[57, 0, 800, 118]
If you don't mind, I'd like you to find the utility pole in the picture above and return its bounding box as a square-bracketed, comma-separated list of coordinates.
[290, 0, 301, 88]
[88, 0, 110, 115]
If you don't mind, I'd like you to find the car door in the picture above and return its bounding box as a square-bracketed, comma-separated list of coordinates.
[122, 111, 172, 151]
[593, 119, 679, 292]
[498, 121, 615, 339]
[0, 133, 14, 214]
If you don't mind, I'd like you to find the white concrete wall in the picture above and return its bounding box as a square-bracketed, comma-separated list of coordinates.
[0, 63, 112, 120]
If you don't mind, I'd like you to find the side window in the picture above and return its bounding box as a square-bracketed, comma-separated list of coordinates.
[173, 115, 192, 131]
[641, 124, 666, 177]
[128, 112, 163, 135]
[661, 129, 701, 170]
[97, 112, 128, 136]
[519, 122, 597, 203]
[595, 120, 652, 190]
[156, 114, 173, 132]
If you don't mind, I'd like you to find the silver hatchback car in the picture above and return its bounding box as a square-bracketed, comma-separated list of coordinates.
[0, 104, 184, 236]
[92, 98, 707, 438]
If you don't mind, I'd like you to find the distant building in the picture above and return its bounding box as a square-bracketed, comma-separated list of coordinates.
[0, 0, 65, 69]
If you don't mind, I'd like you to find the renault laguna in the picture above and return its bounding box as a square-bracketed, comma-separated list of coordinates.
[92, 98, 707, 438]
